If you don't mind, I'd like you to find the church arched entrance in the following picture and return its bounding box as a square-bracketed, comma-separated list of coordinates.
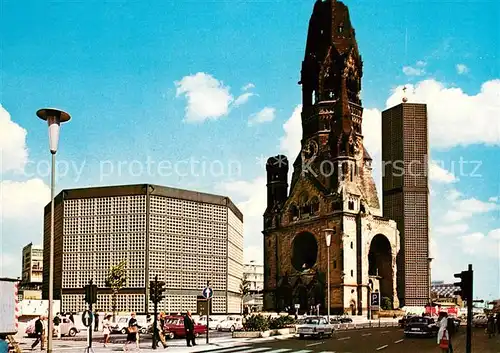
[368, 234, 393, 308]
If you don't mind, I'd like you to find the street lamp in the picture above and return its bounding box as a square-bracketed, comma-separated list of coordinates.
[324, 229, 334, 323]
[37, 108, 71, 353]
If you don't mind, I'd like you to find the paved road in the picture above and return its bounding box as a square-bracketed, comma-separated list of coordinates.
[201, 327, 499, 353]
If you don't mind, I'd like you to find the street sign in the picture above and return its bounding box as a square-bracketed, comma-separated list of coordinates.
[82, 310, 93, 327]
[202, 287, 213, 299]
[371, 292, 380, 310]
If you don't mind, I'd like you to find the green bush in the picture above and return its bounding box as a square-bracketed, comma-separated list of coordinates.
[381, 297, 392, 310]
[269, 315, 296, 329]
[243, 314, 270, 332]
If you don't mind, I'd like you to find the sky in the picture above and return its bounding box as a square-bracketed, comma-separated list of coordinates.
[1, 0, 499, 302]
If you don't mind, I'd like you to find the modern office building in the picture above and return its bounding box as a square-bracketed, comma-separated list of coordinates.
[21, 243, 43, 285]
[42, 184, 244, 314]
[243, 261, 264, 311]
[382, 102, 430, 306]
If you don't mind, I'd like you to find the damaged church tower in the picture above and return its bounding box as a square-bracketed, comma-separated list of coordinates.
[263, 0, 400, 315]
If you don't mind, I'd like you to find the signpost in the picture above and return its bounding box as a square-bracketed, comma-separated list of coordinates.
[83, 279, 97, 353]
[370, 292, 380, 311]
[202, 281, 213, 344]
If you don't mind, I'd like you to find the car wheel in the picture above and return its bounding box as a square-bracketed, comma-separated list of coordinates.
[140, 327, 146, 334]
[168, 332, 175, 339]
[230, 326, 235, 332]
[121, 328, 127, 335]
[194, 332, 200, 338]
[69, 328, 77, 337]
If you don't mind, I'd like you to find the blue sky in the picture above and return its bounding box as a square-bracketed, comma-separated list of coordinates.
[1, 0, 499, 302]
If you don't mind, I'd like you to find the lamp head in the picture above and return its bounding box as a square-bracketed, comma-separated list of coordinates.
[324, 228, 334, 247]
[36, 108, 71, 154]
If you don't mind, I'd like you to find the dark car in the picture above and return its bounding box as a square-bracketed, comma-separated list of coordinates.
[403, 316, 438, 337]
[449, 317, 461, 332]
[163, 316, 207, 339]
[399, 315, 415, 328]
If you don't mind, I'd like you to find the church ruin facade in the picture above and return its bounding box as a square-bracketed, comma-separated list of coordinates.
[263, 0, 400, 315]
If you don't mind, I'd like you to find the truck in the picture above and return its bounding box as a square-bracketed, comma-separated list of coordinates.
[0, 277, 21, 352]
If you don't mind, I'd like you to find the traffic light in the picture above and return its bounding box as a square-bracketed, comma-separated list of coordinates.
[453, 268, 472, 300]
[150, 279, 166, 304]
[84, 283, 98, 304]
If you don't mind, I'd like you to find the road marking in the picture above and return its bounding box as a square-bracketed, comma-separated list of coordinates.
[204, 346, 254, 353]
[239, 348, 275, 353]
[306, 342, 324, 347]
[381, 330, 390, 334]
[361, 333, 372, 336]
[264, 349, 293, 353]
[376, 345, 389, 350]
[394, 339, 404, 343]
[338, 336, 351, 340]
[292, 351, 313, 353]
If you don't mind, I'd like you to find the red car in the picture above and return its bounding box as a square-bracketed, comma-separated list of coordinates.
[162, 316, 207, 339]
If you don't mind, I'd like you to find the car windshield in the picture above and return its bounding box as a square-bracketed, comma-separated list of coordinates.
[408, 317, 428, 323]
[305, 318, 320, 324]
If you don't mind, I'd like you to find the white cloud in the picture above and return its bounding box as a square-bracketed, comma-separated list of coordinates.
[244, 245, 264, 265]
[386, 79, 500, 148]
[0, 179, 50, 220]
[443, 196, 498, 222]
[456, 64, 469, 75]
[234, 92, 255, 107]
[248, 107, 276, 126]
[242, 83, 255, 91]
[175, 72, 234, 123]
[279, 105, 302, 159]
[0, 104, 28, 174]
[489, 196, 499, 202]
[402, 61, 426, 76]
[429, 161, 458, 183]
[460, 229, 500, 257]
[434, 223, 469, 235]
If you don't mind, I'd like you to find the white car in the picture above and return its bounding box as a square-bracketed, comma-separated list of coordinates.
[110, 317, 147, 334]
[216, 317, 243, 332]
[297, 316, 333, 339]
[197, 316, 220, 330]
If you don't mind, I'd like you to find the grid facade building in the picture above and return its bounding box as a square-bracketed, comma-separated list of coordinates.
[42, 184, 243, 314]
[22, 243, 43, 285]
[382, 103, 430, 306]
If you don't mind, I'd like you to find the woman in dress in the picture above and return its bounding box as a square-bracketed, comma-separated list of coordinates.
[123, 312, 139, 351]
[102, 314, 112, 347]
[437, 312, 450, 352]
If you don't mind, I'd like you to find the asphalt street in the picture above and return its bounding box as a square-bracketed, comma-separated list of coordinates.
[200, 327, 499, 353]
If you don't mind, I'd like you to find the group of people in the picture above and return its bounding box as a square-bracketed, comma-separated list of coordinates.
[123, 310, 197, 351]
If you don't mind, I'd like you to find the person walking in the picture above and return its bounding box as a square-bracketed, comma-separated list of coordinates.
[31, 316, 45, 350]
[155, 314, 167, 349]
[123, 313, 139, 351]
[94, 312, 100, 332]
[53, 313, 62, 339]
[102, 314, 112, 347]
[183, 311, 196, 347]
[437, 312, 450, 352]
[446, 315, 456, 353]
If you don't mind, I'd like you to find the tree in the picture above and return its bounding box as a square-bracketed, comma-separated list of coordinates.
[381, 297, 392, 310]
[105, 260, 127, 322]
[240, 276, 251, 314]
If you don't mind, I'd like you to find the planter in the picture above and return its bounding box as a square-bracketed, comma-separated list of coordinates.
[232, 330, 271, 338]
[271, 327, 295, 335]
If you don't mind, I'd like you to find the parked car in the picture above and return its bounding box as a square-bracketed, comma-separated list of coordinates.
[197, 316, 220, 330]
[472, 314, 488, 328]
[297, 316, 333, 339]
[163, 316, 207, 338]
[403, 316, 438, 337]
[399, 315, 415, 328]
[336, 316, 353, 323]
[110, 317, 147, 334]
[216, 317, 243, 332]
[26, 317, 79, 338]
[448, 317, 461, 331]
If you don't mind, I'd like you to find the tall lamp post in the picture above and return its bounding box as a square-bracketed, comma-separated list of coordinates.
[324, 229, 334, 323]
[37, 108, 71, 353]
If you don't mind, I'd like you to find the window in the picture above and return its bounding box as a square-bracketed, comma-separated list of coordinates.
[350, 270, 354, 277]
[333, 260, 337, 269]
[350, 242, 353, 249]
[348, 201, 354, 210]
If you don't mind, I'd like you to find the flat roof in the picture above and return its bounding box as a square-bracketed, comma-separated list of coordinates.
[44, 183, 243, 221]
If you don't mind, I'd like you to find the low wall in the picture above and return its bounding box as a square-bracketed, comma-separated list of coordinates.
[377, 310, 405, 318]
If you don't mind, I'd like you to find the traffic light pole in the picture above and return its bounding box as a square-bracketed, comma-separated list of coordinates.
[206, 280, 210, 345]
[466, 264, 472, 353]
[152, 275, 158, 350]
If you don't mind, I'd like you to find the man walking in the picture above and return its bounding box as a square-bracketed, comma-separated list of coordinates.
[31, 316, 45, 350]
[94, 312, 99, 332]
[183, 311, 196, 347]
[54, 313, 62, 339]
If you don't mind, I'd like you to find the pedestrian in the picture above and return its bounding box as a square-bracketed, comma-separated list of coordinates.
[123, 312, 139, 351]
[487, 314, 495, 338]
[0, 334, 9, 353]
[155, 314, 167, 349]
[31, 315, 45, 350]
[53, 313, 62, 339]
[437, 312, 449, 353]
[183, 311, 196, 347]
[102, 314, 112, 347]
[69, 313, 74, 323]
[94, 312, 99, 332]
[496, 312, 500, 334]
[446, 315, 456, 353]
